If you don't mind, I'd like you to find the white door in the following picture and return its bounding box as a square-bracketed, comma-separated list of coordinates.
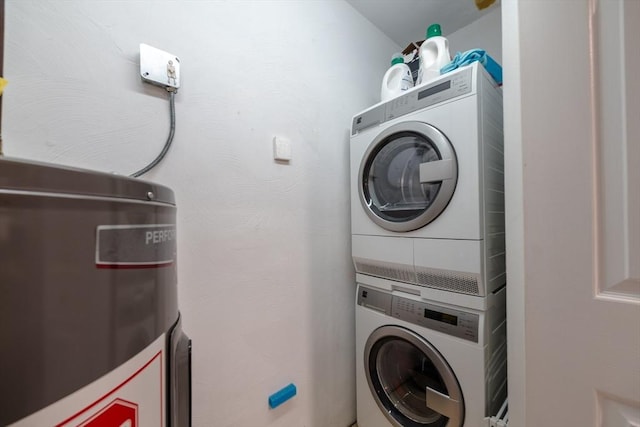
[503, 0, 640, 426]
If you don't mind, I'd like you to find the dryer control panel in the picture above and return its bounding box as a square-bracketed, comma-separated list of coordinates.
[351, 65, 474, 135]
[358, 285, 479, 343]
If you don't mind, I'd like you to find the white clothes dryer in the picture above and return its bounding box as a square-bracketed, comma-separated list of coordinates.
[355, 283, 507, 427]
[350, 63, 504, 310]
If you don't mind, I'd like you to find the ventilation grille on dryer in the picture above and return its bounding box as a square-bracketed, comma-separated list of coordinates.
[416, 268, 481, 296]
[354, 258, 482, 296]
[354, 258, 415, 284]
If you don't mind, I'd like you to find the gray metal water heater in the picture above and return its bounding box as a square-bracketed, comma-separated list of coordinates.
[0, 157, 191, 427]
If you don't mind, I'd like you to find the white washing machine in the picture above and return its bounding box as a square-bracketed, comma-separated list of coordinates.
[350, 63, 504, 310]
[355, 283, 507, 427]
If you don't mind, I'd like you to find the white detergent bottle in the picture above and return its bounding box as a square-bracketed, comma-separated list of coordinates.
[381, 53, 414, 102]
[417, 23, 451, 85]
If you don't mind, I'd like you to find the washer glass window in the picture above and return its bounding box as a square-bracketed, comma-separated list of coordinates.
[365, 326, 464, 427]
[359, 122, 457, 232]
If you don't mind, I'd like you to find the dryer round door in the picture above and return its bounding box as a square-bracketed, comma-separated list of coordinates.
[359, 121, 457, 232]
[364, 325, 464, 427]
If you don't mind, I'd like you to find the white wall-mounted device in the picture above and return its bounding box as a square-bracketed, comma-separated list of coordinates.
[140, 43, 181, 90]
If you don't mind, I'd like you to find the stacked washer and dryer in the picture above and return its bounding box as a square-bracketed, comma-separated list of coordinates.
[350, 62, 507, 427]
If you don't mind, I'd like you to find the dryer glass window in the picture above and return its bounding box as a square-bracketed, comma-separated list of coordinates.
[363, 132, 442, 223]
[369, 336, 450, 426]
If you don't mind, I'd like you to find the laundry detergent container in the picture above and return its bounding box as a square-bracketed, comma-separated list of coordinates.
[0, 157, 191, 427]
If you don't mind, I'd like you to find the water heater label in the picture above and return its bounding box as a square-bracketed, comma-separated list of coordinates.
[96, 224, 177, 268]
[9, 334, 166, 427]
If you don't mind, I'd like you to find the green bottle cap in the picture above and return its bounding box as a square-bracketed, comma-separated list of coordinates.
[426, 23, 442, 39]
[391, 53, 404, 65]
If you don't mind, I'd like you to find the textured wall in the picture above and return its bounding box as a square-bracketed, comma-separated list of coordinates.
[3, 1, 399, 426]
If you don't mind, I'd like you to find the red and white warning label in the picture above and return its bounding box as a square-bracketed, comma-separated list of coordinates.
[10, 335, 165, 427]
[78, 398, 138, 427]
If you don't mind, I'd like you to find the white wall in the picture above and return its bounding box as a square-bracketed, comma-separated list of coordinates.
[4, 1, 399, 426]
[448, 6, 502, 64]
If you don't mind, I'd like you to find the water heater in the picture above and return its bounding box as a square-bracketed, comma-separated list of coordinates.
[0, 157, 191, 426]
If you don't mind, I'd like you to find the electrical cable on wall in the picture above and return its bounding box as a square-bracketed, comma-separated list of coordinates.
[131, 88, 176, 178]
[133, 44, 181, 178]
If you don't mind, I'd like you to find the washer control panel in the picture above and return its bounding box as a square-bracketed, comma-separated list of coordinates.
[392, 295, 479, 343]
[358, 285, 479, 342]
[351, 65, 474, 135]
[357, 286, 392, 316]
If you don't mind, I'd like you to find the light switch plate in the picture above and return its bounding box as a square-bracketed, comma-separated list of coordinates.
[273, 137, 292, 162]
[140, 43, 180, 90]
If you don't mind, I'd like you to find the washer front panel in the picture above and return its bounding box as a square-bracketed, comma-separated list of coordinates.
[359, 122, 458, 232]
[355, 283, 504, 427]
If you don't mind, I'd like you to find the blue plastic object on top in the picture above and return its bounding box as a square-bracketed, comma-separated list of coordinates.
[441, 49, 502, 85]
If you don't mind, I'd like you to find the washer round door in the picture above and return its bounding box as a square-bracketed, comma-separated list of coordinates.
[364, 326, 464, 427]
[359, 121, 457, 232]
